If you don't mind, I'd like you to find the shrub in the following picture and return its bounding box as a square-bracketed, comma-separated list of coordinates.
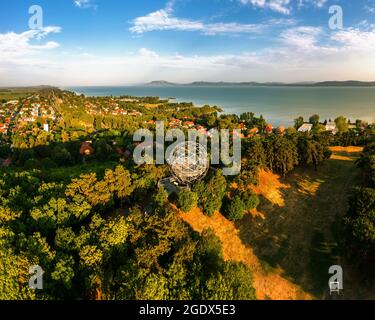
[177, 190, 198, 213]
[242, 192, 260, 211]
[224, 196, 245, 221]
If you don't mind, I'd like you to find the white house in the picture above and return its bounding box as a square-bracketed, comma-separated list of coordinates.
[325, 121, 338, 134]
[298, 123, 313, 133]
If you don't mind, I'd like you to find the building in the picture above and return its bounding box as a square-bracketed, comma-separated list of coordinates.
[276, 126, 285, 135]
[298, 123, 313, 133]
[184, 121, 195, 128]
[169, 118, 182, 128]
[0, 123, 8, 135]
[265, 124, 273, 134]
[238, 123, 247, 130]
[80, 141, 95, 156]
[325, 121, 338, 134]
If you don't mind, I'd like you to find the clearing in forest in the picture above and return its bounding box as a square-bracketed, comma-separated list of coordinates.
[180, 146, 367, 300]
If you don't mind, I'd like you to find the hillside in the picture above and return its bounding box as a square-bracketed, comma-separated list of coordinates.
[180, 147, 372, 300]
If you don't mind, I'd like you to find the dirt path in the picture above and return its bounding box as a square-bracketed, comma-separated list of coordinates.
[180, 147, 363, 300]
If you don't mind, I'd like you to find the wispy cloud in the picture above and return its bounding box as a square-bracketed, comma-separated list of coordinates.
[298, 0, 327, 8]
[130, 5, 265, 35]
[365, 5, 375, 13]
[129, 1, 297, 36]
[0, 26, 61, 61]
[280, 26, 323, 49]
[238, 0, 291, 15]
[74, 0, 96, 9]
[3, 23, 375, 86]
[238, 0, 327, 14]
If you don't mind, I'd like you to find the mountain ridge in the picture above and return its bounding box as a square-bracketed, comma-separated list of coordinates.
[146, 80, 375, 87]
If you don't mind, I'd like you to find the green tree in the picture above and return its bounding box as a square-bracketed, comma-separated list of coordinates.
[224, 196, 246, 221]
[309, 114, 320, 127]
[193, 171, 227, 216]
[294, 116, 304, 129]
[335, 116, 349, 132]
[202, 262, 256, 300]
[0, 245, 36, 300]
[264, 136, 299, 176]
[51, 145, 72, 166]
[177, 190, 198, 213]
[345, 187, 375, 244]
[155, 186, 169, 207]
[297, 137, 326, 170]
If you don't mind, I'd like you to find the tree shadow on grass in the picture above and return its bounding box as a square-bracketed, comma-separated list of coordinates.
[235, 158, 358, 298]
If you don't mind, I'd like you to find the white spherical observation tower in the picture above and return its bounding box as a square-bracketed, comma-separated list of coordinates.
[166, 141, 209, 185]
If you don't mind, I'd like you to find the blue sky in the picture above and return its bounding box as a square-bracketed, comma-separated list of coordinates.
[1, 0, 375, 85]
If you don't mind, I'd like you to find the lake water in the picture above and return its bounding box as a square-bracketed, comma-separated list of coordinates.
[65, 86, 375, 126]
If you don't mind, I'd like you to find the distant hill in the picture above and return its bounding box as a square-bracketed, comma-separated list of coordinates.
[146, 80, 375, 87]
[0, 85, 56, 90]
[147, 81, 177, 86]
[311, 81, 375, 87]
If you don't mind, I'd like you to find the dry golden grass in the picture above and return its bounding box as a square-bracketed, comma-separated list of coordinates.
[329, 146, 364, 162]
[179, 146, 367, 300]
[180, 208, 313, 300]
[329, 146, 363, 153]
[143, 103, 161, 108]
[251, 170, 290, 206]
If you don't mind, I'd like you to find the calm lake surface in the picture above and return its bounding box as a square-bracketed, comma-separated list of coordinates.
[65, 86, 375, 126]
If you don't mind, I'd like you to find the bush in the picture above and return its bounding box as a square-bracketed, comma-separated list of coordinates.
[52, 145, 72, 166]
[24, 158, 42, 170]
[345, 187, 375, 244]
[41, 157, 57, 169]
[155, 187, 169, 207]
[224, 196, 246, 221]
[242, 192, 260, 211]
[193, 170, 227, 216]
[177, 190, 198, 213]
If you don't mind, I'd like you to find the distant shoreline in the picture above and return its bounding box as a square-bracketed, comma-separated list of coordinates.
[3, 80, 375, 89]
[145, 80, 375, 87]
[62, 85, 375, 127]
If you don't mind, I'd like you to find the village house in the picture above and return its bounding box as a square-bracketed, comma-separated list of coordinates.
[169, 118, 182, 128]
[238, 122, 247, 130]
[276, 126, 286, 135]
[80, 141, 95, 156]
[128, 110, 143, 116]
[184, 121, 195, 128]
[265, 124, 273, 134]
[325, 121, 338, 134]
[0, 123, 8, 135]
[298, 123, 313, 133]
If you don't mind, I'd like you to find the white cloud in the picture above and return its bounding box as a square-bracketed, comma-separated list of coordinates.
[280, 26, 323, 49]
[239, 0, 328, 14]
[365, 5, 375, 14]
[139, 48, 160, 59]
[239, 0, 291, 15]
[2, 23, 375, 86]
[130, 6, 264, 35]
[331, 28, 375, 51]
[298, 0, 327, 8]
[74, 0, 96, 9]
[0, 26, 61, 61]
